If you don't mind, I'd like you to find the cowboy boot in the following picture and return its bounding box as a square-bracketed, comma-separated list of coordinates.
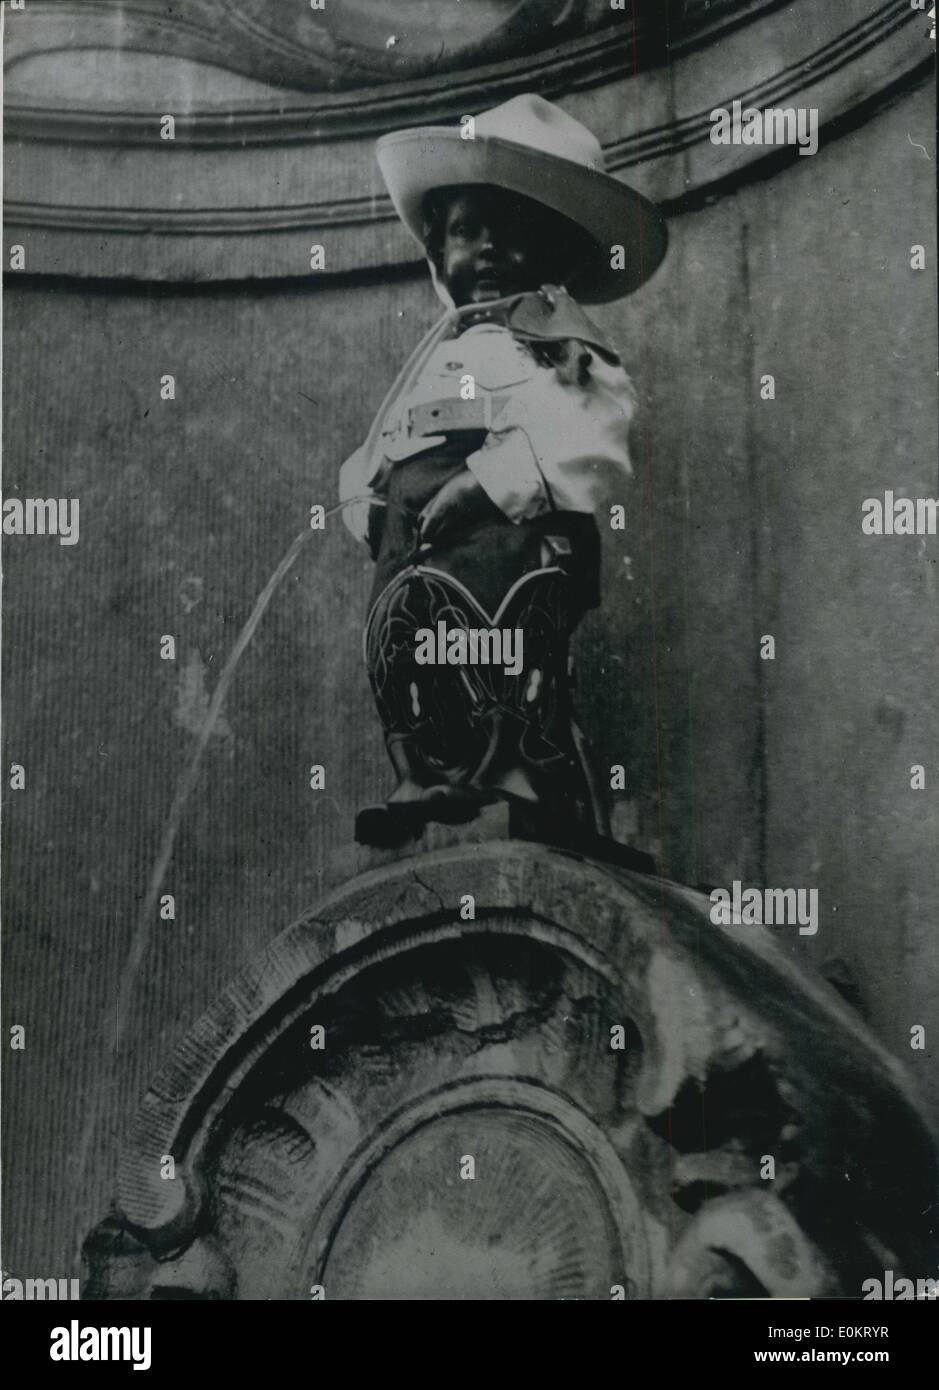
[468, 566, 577, 811]
[355, 733, 480, 847]
[469, 710, 542, 807]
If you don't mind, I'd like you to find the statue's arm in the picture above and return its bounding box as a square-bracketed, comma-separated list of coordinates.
[464, 343, 636, 522]
[338, 445, 377, 546]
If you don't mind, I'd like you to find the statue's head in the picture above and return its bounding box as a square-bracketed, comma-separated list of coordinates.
[420, 183, 599, 307]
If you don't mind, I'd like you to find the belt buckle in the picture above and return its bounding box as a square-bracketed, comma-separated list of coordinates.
[406, 403, 429, 438]
[383, 413, 428, 461]
[407, 401, 455, 437]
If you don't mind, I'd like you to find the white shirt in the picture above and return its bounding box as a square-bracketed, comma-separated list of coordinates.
[339, 312, 636, 543]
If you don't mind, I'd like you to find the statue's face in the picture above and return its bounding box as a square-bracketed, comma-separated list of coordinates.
[440, 187, 565, 306]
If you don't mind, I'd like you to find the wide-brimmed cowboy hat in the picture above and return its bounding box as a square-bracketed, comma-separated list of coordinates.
[376, 93, 667, 303]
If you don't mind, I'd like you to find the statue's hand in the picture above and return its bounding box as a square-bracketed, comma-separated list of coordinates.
[419, 470, 492, 547]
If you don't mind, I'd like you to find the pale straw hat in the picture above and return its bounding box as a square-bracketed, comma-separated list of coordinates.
[376, 93, 667, 303]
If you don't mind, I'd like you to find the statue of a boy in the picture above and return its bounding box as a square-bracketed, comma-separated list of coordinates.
[341, 94, 667, 846]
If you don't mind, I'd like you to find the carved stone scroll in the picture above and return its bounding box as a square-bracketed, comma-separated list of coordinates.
[83, 842, 938, 1300]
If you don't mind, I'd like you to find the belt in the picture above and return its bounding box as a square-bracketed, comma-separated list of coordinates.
[406, 395, 511, 437]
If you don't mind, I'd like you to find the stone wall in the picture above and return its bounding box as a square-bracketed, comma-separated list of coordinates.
[2, 0, 936, 1277]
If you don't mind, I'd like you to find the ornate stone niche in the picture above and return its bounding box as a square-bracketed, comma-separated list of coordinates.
[1, 1, 756, 96]
[83, 842, 937, 1300]
[3, 0, 929, 280]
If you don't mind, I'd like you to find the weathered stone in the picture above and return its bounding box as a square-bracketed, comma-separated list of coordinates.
[84, 841, 938, 1300]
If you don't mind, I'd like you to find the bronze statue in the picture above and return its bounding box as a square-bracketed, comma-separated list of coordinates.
[340, 95, 667, 846]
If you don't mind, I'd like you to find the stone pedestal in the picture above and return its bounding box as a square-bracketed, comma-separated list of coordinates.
[83, 839, 937, 1300]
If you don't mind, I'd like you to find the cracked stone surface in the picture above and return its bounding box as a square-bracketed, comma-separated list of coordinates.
[83, 842, 938, 1300]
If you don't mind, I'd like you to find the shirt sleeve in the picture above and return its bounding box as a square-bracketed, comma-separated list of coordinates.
[464, 345, 636, 523]
[338, 445, 373, 544]
[336, 310, 458, 545]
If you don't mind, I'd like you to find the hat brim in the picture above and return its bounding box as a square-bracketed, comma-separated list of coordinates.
[376, 127, 667, 303]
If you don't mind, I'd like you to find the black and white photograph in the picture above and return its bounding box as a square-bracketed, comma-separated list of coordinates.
[2, 0, 937, 1345]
